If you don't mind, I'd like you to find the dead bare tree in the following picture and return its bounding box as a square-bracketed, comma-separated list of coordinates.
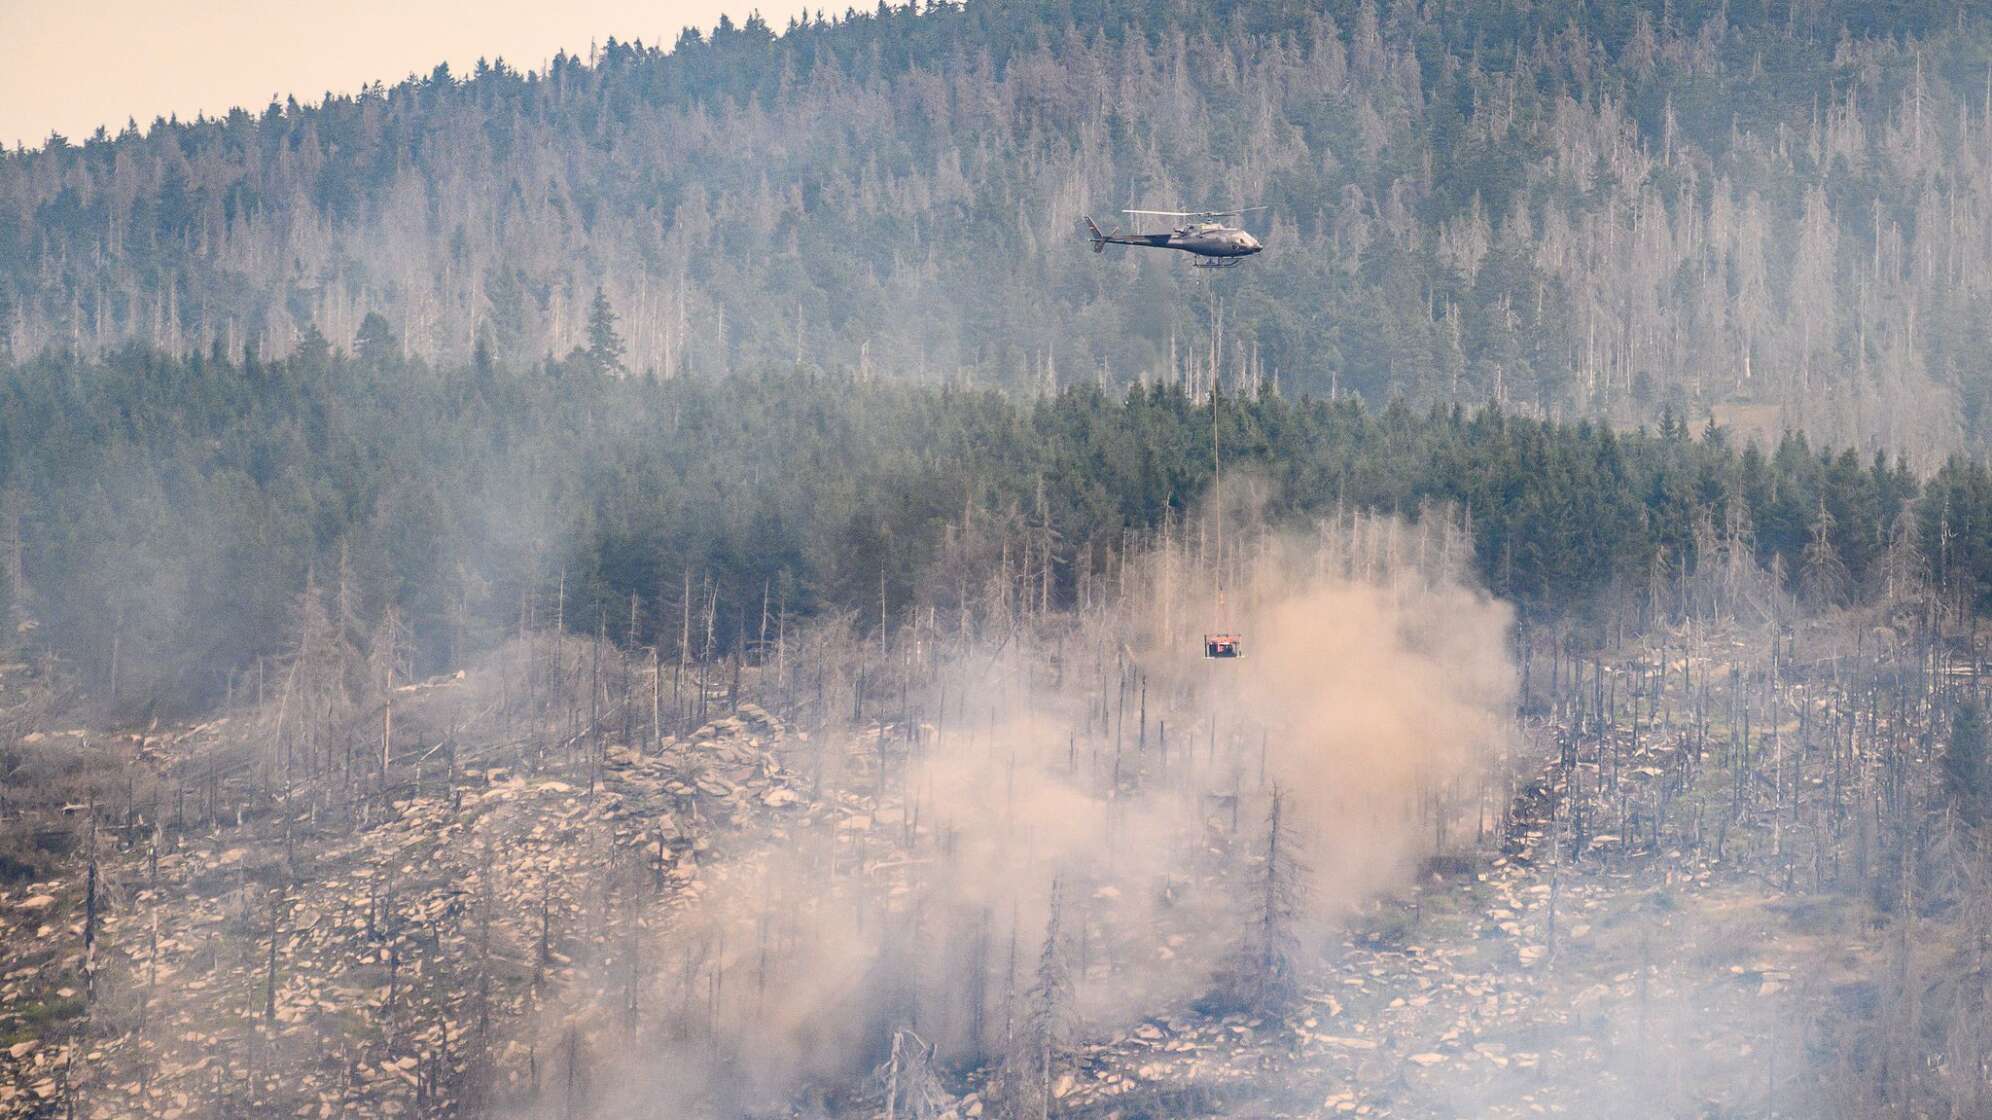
[1002, 878, 1070, 1120]
[1207, 783, 1305, 1015]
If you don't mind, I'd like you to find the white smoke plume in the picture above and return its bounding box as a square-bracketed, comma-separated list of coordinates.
[510, 499, 1520, 1117]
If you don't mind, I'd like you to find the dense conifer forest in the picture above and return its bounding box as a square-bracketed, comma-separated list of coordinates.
[8, 5, 1992, 1119]
[3, 330, 1987, 713]
[5, 0, 1992, 451]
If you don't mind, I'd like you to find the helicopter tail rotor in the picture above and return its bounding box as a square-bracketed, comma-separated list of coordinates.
[1084, 216, 1108, 253]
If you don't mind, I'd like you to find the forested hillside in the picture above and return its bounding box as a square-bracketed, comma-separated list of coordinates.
[6, 359, 1990, 1117]
[6, 335, 1990, 714]
[13, 7, 1992, 1118]
[4, 0, 1992, 452]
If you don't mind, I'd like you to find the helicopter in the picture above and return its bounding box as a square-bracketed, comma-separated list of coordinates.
[1084, 208, 1265, 267]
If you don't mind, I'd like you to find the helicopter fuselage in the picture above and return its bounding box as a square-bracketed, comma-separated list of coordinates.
[1086, 217, 1262, 259]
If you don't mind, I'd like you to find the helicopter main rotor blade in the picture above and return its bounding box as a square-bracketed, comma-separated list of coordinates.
[1123, 206, 1267, 218]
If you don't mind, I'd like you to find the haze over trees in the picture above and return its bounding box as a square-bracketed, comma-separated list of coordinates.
[10, 331, 1992, 715]
[9, 4, 1992, 1119]
[4, 0, 1992, 453]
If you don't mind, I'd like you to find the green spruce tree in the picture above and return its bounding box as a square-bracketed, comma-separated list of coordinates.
[1945, 701, 1988, 829]
[585, 287, 625, 376]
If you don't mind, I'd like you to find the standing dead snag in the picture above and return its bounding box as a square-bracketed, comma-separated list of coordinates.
[1206, 783, 1305, 1015]
[372, 605, 405, 785]
[1003, 877, 1070, 1120]
[82, 812, 98, 1005]
[561, 1022, 583, 1120]
[265, 887, 285, 1022]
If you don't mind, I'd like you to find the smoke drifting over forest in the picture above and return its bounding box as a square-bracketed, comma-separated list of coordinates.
[12, 6, 1992, 1120]
[1188, 532, 1518, 905]
[504, 501, 1518, 1117]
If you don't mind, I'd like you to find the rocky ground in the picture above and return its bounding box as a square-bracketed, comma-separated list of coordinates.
[1020, 760, 1850, 1120]
[0, 625, 1903, 1119]
[0, 691, 804, 1118]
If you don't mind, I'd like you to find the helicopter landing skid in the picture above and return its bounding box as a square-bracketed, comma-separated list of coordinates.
[1193, 257, 1245, 270]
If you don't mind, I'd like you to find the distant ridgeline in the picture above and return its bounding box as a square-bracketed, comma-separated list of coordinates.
[3, 1, 1992, 451]
[3, 344, 1989, 711]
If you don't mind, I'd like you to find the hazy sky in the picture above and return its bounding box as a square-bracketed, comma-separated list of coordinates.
[0, 0, 812, 150]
